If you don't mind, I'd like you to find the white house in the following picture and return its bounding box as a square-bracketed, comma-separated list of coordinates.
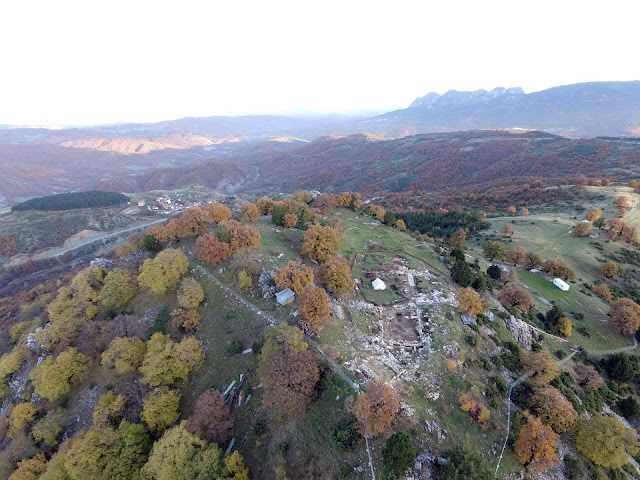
[276, 289, 295, 306]
[372, 278, 386, 291]
[552, 278, 570, 291]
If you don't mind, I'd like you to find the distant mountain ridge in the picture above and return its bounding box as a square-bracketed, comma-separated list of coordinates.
[355, 81, 640, 138]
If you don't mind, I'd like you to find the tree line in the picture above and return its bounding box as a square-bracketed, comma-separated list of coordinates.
[12, 191, 130, 211]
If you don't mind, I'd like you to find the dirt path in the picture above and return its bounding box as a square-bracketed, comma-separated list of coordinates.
[195, 265, 360, 392]
[494, 335, 638, 475]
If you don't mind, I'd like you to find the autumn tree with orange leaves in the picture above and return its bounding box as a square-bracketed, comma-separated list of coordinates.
[186, 389, 234, 445]
[319, 256, 354, 294]
[256, 197, 274, 215]
[301, 224, 340, 262]
[447, 229, 466, 249]
[457, 288, 486, 317]
[282, 213, 298, 228]
[353, 380, 400, 437]
[298, 285, 331, 331]
[523, 350, 560, 384]
[513, 415, 560, 473]
[194, 233, 233, 264]
[241, 202, 260, 223]
[609, 297, 640, 334]
[592, 283, 613, 301]
[205, 202, 232, 223]
[499, 286, 534, 312]
[258, 324, 319, 417]
[274, 261, 314, 296]
[506, 246, 528, 266]
[530, 386, 578, 432]
[218, 220, 261, 251]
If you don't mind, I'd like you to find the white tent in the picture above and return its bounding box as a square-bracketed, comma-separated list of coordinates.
[552, 278, 569, 291]
[372, 278, 386, 291]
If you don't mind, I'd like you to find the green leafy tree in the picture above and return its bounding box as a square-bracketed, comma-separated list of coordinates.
[32, 408, 68, 447]
[141, 387, 181, 433]
[139, 333, 204, 387]
[440, 444, 495, 480]
[574, 414, 639, 469]
[382, 432, 415, 479]
[271, 204, 286, 226]
[30, 347, 90, 401]
[92, 392, 127, 427]
[99, 269, 136, 308]
[138, 248, 189, 295]
[482, 240, 505, 261]
[238, 270, 252, 293]
[487, 264, 502, 281]
[102, 336, 146, 374]
[140, 422, 249, 480]
[451, 260, 474, 287]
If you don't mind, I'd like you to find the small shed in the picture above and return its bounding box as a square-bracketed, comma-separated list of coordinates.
[372, 278, 386, 291]
[276, 289, 295, 306]
[552, 278, 569, 291]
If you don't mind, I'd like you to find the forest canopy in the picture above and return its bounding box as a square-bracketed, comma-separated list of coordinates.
[12, 191, 130, 211]
[396, 211, 487, 238]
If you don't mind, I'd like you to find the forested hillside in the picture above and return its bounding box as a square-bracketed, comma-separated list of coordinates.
[12, 191, 129, 211]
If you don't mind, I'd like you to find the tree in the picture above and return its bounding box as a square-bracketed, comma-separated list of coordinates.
[572, 222, 591, 237]
[457, 288, 485, 317]
[177, 206, 214, 237]
[513, 415, 560, 473]
[500, 223, 513, 237]
[585, 208, 602, 221]
[142, 387, 181, 433]
[523, 350, 560, 384]
[506, 246, 528, 266]
[186, 389, 233, 445]
[524, 251, 542, 270]
[506, 205, 517, 215]
[603, 352, 637, 382]
[298, 285, 331, 331]
[8, 402, 39, 438]
[353, 380, 400, 437]
[609, 297, 640, 334]
[171, 308, 200, 331]
[194, 233, 233, 264]
[30, 347, 89, 401]
[282, 213, 298, 228]
[256, 197, 274, 215]
[258, 326, 319, 417]
[439, 444, 495, 480]
[574, 414, 639, 469]
[395, 219, 406, 230]
[575, 365, 604, 390]
[600, 261, 619, 278]
[448, 228, 467, 249]
[301, 224, 340, 262]
[518, 207, 530, 216]
[383, 211, 397, 226]
[382, 432, 415, 479]
[237, 270, 252, 293]
[141, 234, 162, 253]
[499, 286, 534, 312]
[487, 264, 502, 281]
[593, 216, 606, 229]
[102, 336, 146, 374]
[450, 260, 474, 287]
[319, 256, 353, 294]
[139, 333, 204, 387]
[138, 248, 189, 295]
[176, 277, 204, 309]
[0, 347, 27, 380]
[99, 269, 136, 308]
[556, 316, 572, 337]
[271, 203, 286, 226]
[591, 283, 613, 301]
[0, 235, 18, 257]
[218, 220, 261, 251]
[274, 261, 314, 296]
[541, 259, 576, 280]
[205, 202, 232, 223]
[482, 240, 505, 261]
[291, 190, 312, 204]
[92, 392, 126, 427]
[240, 202, 259, 223]
[531, 386, 578, 432]
[140, 422, 248, 480]
[614, 196, 629, 207]
[31, 408, 68, 447]
[8, 453, 46, 480]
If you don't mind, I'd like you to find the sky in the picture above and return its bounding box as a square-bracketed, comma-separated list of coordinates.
[0, 0, 637, 126]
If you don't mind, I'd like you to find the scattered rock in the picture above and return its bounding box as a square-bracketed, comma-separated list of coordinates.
[90, 257, 114, 269]
[460, 314, 477, 326]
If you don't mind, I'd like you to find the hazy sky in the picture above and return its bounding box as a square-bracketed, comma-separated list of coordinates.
[1, 0, 637, 125]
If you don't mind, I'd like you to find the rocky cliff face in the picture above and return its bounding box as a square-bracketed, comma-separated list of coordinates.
[409, 87, 525, 109]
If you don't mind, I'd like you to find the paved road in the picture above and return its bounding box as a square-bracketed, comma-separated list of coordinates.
[46, 217, 168, 258]
[195, 265, 360, 392]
